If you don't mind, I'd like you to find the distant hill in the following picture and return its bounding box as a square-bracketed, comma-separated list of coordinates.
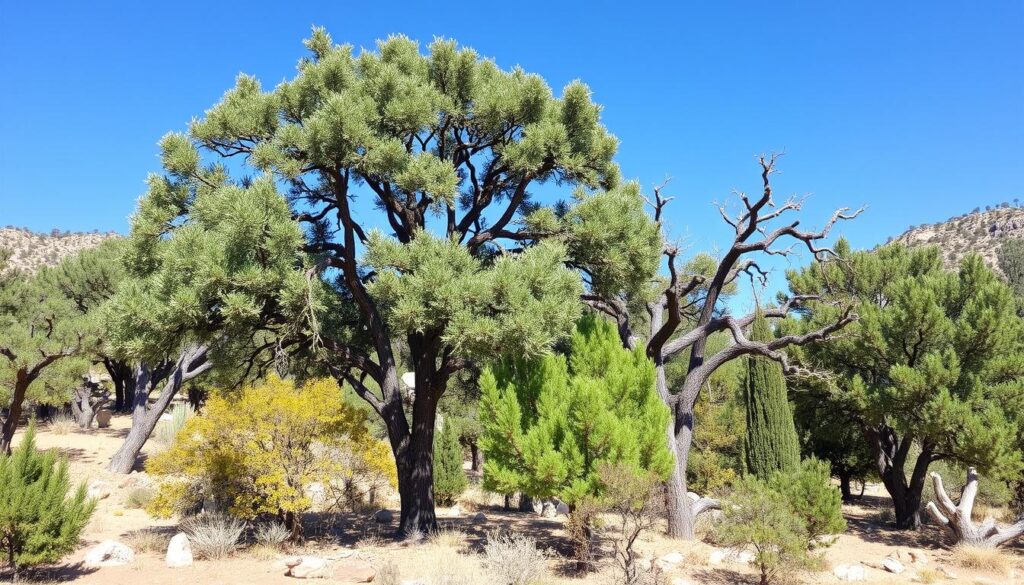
[0, 227, 120, 274]
[890, 205, 1024, 277]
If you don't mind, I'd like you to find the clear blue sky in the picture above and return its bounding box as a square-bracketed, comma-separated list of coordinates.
[2, 1, 1021, 278]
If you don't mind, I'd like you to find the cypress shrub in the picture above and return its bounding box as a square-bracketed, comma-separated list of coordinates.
[433, 419, 467, 507]
[743, 310, 800, 479]
[1, 424, 94, 578]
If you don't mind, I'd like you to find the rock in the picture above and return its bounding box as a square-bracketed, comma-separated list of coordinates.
[908, 550, 929, 565]
[95, 409, 113, 428]
[471, 512, 487, 522]
[882, 557, 905, 574]
[833, 563, 867, 582]
[735, 550, 754, 564]
[541, 502, 556, 518]
[555, 501, 570, 515]
[284, 556, 304, 568]
[83, 540, 134, 567]
[332, 563, 376, 583]
[326, 549, 356, 560]
[936, 566, 957, 579]
[671, 579, 694, 585]
[287, 556, 329, 579]
[373, 509, 394, 523]
[87, 479, 111, 500]
[708, 548, 751, 565]
[449, 503, 462, 516]
[165, 533, 192, 568]
[636, 558, 653, 571]
[659, 551, 684, 565]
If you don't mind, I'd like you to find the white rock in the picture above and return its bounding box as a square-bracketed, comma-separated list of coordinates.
[165, 533, 192, 568]
[735, 550, 754, 564]
[882, 558, 905, 574]
[708, 549, 727, 564]
[659, 551, 684, 565]
[671, 579, 694, 585]
[84, 540, 134, 567]
[373, 509, 394, 523]
[541, 502, 556, 518]
[555, 501, 570, 515]
[833, 563, 867, 582]
[449, 503, 462, 516]
[87, 479, 111, 501]
[708, 548, 751, 565]
[288, 556, 329, 579]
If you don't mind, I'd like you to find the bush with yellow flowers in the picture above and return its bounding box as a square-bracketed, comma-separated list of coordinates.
[146, 376, 395, 539]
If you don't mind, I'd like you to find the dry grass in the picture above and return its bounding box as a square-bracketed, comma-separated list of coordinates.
[122, 529, 170, 554]
[182, 515, 245, 560]
[123, 486, 155, 509]
[429, 524, 468, 551]
[482, 530, 549, 585]
[47, 412, 78, 435]
[376, 559, 401, 585]
[424, 548, 486, 585]
[246, 543, 282, 561]
[950, 544, 1016, 576]
[915, 568, 942, 584]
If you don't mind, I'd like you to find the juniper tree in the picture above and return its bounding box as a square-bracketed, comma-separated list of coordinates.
[743, 310, 800, 479]
[432, 418, 467, 507]
[787, 242, 1024, 529]
[0, 424, 94, 579]
[583, 156, 860, 537]
[115, 30, 654, 534]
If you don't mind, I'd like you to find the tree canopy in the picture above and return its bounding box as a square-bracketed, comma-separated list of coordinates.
[787, 241, 1024, 528]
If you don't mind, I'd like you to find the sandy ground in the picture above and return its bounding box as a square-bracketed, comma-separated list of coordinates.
[4, 414, 1023, 584]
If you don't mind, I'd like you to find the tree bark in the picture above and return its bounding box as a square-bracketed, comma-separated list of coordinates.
[0, 371, 28, 454]
[108, 346, 210, 474]
[469, 442, 483, 473]
[839, 473, 853, 502]
[866, 424, 931, 530]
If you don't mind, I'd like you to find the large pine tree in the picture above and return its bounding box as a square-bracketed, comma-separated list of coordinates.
[743, 310, 800, 479]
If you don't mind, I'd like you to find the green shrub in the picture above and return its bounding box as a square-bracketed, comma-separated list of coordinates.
[0, 424, 95, 578]
[433, 420, 467, 507]
[770, 458, 846, 548]
[124, 486, 156, 509]
[715, 476, 812, 585]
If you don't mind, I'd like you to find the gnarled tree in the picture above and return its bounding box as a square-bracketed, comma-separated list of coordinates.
[115, 30, 655, 535]
[583, 156, 860, 538]
[926, 467, 1024, 548]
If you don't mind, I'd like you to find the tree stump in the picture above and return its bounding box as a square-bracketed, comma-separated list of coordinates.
[925, 467, 1024, 548]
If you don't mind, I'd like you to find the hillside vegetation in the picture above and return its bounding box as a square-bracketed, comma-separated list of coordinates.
[891, 205, 1024, 275]
[0, 227, 119, 274]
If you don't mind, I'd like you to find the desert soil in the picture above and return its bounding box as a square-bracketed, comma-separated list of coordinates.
[4, 414, 1022, 584]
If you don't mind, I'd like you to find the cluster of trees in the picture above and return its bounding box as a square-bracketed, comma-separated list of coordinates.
[3, 29, 1024, 580]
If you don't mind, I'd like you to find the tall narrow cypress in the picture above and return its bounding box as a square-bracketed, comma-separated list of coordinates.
[743, 310, 800, 479]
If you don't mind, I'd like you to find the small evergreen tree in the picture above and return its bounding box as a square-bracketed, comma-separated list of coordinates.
[433, 419, 467, 507]
[743, 310, 800, 479]
[997, 239, 1024, 297]
[0, 424, 94, 579]
[771, 458, 846, 548]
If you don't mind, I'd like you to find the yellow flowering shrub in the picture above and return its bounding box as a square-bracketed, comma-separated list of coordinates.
[146, 375, 396, 538]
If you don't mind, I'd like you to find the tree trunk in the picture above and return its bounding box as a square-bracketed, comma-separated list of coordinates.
[0, 371, 28, 454]
[470, 442, 483, 472]
[666, 403, 696, 538]
[519, 494, 535, 513]
[109, 347, 210, 474]
[840, 473, 853, 501]
[866, 425, 930, 530]
[395, 387, 438, 536]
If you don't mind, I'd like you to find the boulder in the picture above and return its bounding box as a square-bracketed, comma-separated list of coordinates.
[165, 533, 192, 568]
[87, 479, 111, 501]
[555, 501, 570, 515]
[659, 551, 684, 565]
[541, 502, 557, 518]
[832, 563, 867, 582]
[882, 557, 905, 574]
[287, 556, 329, 579]
[374, 509, 394, 523]
[471, 512, 487, 522]
[95, 409, 113, 428]
[83, 540, 134, 567]
[333, 563, 376, 583]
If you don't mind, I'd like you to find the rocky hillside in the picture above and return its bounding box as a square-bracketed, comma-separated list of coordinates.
[890, 205, 1024, 276]
[0, 227, 120, 274]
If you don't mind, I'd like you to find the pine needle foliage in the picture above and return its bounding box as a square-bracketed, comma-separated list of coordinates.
[0, 424, 94, 577]
[479, 314, 672, 506]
